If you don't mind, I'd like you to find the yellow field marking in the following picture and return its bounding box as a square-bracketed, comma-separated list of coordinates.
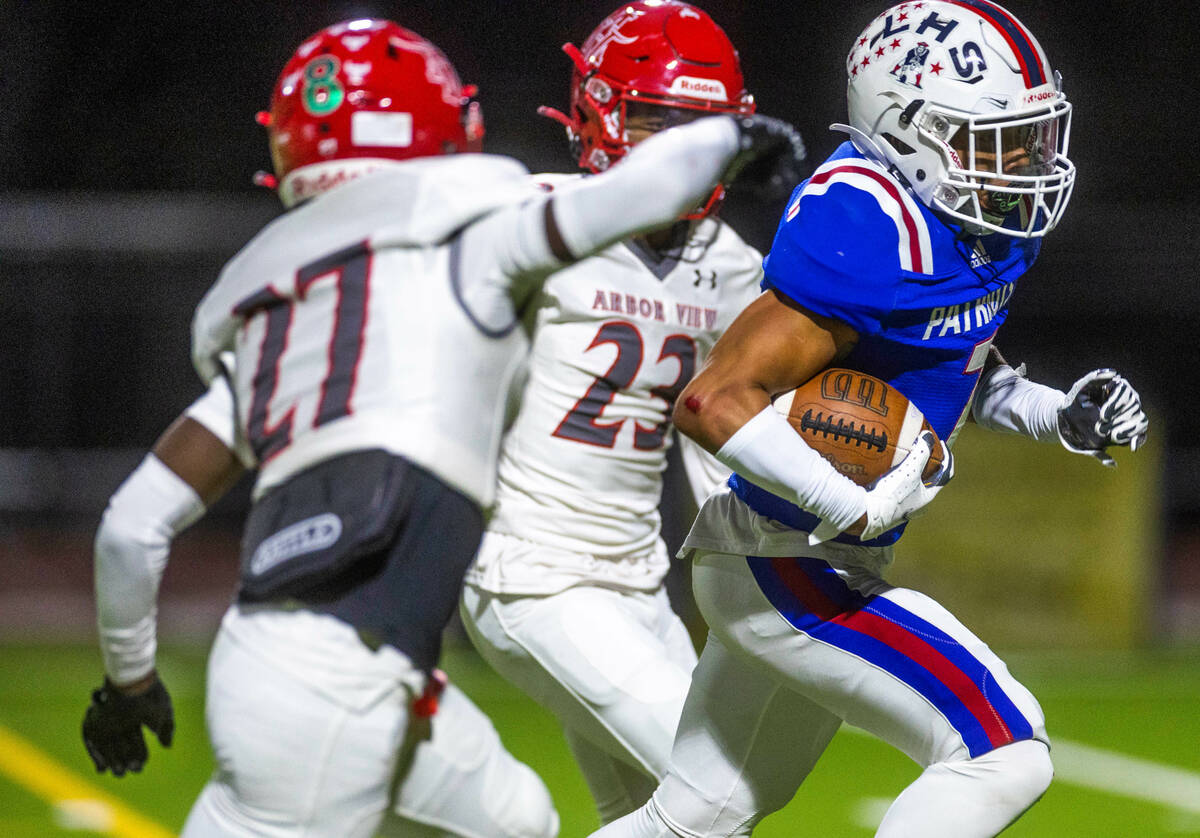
[0, 722, 175, 838]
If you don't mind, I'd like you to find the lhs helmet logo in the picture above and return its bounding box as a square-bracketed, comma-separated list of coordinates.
[891, 42, 930, 89]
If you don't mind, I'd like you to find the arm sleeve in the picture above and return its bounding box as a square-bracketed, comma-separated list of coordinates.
[716, 405, 867, 532]
[971, 364, 1064, 442]
[455, 116, 743, 319]
[549, 115, 742, 259]
[94, 455, 205, 684]
[761, 181, 903, 335]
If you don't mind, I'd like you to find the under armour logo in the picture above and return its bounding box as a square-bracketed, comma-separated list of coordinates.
[693, 270, 717, 289]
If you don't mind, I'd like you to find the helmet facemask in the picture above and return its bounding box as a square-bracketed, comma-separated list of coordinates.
[564, 65, 753, 173]
[932, 98, 1075, 237]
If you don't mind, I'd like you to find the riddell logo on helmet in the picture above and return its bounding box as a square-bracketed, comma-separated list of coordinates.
[286, 161, 391, 202]
[1023, 89, 1058, 105]
[668, 76, 729, 101]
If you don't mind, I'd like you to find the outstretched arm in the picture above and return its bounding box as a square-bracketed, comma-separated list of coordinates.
[972, 347, 1148, 467]
[456, 115, 804, 320]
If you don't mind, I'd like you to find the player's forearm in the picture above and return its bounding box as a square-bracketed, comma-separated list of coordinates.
[551, 116, 741, 259]
[710, 404, 868, 532]
[971, 364, 1063, 442]
[674, 374, 772, 453]
[460, 117, 743, 311]
[95, 455, 205, 684]
[676, 381, 867, 532]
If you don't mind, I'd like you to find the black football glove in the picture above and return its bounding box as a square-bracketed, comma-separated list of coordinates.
[82, 675, 174, 777]
[723, 115, 809, 201]
[1057, 369, 1149, 468]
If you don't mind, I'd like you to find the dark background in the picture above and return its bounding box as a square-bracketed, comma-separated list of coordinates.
[0, 1, 1196, 598]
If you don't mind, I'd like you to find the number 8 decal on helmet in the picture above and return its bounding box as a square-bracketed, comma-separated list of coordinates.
[259, 19, 485, 209]
[838, 0, 1076, 238]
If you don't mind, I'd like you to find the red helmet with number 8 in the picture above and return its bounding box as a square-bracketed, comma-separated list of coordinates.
[262, 19, 484, 208]
[540, 1, 754, 175]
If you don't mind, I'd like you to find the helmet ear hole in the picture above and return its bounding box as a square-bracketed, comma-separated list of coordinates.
[881, 133, 916, 156]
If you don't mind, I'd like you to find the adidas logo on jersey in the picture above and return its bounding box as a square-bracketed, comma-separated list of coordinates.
[969, 240, 993, 268]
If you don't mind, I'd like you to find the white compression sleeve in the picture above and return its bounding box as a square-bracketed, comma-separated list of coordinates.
[971, 365, 1064, 442]
[94, 455, 205, 684]
[552, 115, 741, 259]
[457, 115, 742, 315]
[716, 405, 867, 532]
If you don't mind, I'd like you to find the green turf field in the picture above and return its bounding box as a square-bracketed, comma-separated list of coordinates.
[2, 642, 1198, 837]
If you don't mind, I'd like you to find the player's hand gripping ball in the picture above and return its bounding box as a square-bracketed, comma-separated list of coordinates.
[773, 368, 944, 486]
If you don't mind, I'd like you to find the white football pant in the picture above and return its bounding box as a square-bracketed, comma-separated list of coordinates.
[592, 549, 1052, 838]
[461, 583, 697, 823]
[181, 605, 558, 838]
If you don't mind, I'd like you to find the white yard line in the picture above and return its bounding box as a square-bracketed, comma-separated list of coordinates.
[1051, 739, 1200, 815]
[843, 726, 1200, 814]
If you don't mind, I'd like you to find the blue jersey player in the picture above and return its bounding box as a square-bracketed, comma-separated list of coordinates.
[593, 3, 1148, 837]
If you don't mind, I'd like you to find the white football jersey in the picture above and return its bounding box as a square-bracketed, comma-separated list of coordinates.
[470, 178, 762, 594]
[192, 155, 542, 507]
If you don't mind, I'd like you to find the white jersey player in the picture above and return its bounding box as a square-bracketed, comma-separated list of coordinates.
[86, 373, 560, 837]
[82, 17, 806, 838]
[459, 2, 801, 823]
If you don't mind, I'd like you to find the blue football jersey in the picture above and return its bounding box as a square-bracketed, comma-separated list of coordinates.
[730, 142, 1041, 546]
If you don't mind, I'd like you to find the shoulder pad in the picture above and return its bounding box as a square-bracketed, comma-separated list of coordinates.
[785, 156, 935, 276]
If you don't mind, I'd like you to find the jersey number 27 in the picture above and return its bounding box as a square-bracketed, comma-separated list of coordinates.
[234, 242, 372, 462]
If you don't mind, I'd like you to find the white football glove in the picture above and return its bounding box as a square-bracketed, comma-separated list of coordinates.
[1057, 369, 1149, 468]
[809, 431, 954, 544]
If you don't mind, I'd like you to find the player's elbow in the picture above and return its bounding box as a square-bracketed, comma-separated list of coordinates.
[673, 380, 742, 452]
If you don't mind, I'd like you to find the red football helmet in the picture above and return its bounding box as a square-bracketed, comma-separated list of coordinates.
[261, 19, 484, 207]
[541, 1, 754, 178]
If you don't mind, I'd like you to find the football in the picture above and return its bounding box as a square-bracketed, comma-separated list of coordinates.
[773, 368, 944, 486]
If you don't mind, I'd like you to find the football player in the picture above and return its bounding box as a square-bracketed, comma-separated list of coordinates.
[593, 2, 1149, 837]
[84, 17, 801, 838]
[457, 1, 804, 824]
[84, 371, 561, 838]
